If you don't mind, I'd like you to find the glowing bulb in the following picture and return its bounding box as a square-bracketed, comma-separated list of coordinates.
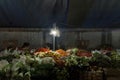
[51, 30, 57, 36]
[50, 27, 60, 37]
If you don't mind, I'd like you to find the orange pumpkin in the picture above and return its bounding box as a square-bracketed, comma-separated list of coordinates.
[56, 49, 67, 56]
[35, 48, 50, 52]
[55, 59, 65, 66]
[77, 50, 92, 57]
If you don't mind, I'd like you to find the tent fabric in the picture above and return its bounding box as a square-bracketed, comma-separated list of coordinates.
[82, 0, 120, 28]
[0, 0, 120, 28]
[0, 0, 68, 27]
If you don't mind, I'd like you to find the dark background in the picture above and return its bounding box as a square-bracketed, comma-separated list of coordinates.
[0, 0, 120, 28]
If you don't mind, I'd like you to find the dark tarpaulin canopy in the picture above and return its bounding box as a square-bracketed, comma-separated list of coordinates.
[67, 0, 120, 28]
[0, 0, 68, 28]
[82, 0, 120, 28]
[0, 0, 120, 28]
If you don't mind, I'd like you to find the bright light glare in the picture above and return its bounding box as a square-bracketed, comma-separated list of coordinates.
[50, 27, 60, 37]
[51, 30, 57, 36]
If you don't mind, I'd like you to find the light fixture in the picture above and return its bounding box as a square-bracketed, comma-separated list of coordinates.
[50, 23, 60, 50]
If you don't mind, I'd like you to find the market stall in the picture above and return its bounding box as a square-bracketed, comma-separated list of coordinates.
[0, 47, 120, 80]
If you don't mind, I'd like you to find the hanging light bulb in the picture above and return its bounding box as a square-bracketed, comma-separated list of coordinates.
[50, 23, 60, 37]
[49, 23, 60, 50]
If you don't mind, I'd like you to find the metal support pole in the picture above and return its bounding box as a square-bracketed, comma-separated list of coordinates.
[53, 36, 55, 51]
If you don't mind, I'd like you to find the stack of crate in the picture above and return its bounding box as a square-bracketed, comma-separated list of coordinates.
[79, 68, 105, 80]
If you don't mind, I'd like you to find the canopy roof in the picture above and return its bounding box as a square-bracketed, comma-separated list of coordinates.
[0, 0, 120, 28]
[0, 0, 68, 28]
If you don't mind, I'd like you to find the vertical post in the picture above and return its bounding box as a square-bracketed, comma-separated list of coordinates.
[101, 30, 106, 45]
[53, 36, 56, 51]
[80, 32, 83, 40]
[106, 30, 112, 45]
[43, 31, 46, 46]
[50, 23, 60, 50]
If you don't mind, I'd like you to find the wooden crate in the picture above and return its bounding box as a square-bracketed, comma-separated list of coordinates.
[79, 70, 104, 80]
